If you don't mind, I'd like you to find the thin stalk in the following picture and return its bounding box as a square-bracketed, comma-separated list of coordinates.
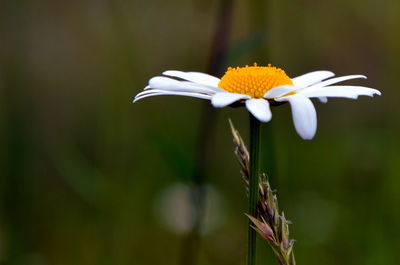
[247, 114, 261, 265]
[179, 1, 234, 265]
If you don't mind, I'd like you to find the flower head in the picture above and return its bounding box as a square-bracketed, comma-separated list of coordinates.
[218, 64, 293, 98]
[134, 64, 381, 140]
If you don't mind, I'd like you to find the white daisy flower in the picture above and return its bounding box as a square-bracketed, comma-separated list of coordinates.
[134, 63, 381, 140]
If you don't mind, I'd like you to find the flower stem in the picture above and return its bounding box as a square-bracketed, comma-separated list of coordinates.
[247, 114, 261, 265]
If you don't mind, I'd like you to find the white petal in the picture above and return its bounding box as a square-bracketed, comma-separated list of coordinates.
[163, 70, 222, 88]
[318, 97, 328, 103]
[211, 93, 250, 108]
[264, 85, 297, 98]
[133, 90, 211, 103]
[299, 86, 381, 99]
[149, 76, 217, 94]
[292, 71, 335, 87]
[180, 81, 223, 92]
[245, 99, 272, 122]
[305, 75, 367, 90]
[283, 95, 317, 140]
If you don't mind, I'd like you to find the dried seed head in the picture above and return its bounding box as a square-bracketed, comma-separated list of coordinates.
[230, 120, 296, 265]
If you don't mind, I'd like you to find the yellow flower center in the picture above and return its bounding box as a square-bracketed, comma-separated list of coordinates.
[218, 63, 293, 98]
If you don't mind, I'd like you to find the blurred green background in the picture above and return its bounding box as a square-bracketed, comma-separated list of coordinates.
[1, 0, 398, 265]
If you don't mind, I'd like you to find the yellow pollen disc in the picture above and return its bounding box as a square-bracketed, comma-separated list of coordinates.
[218, 63, 293, 98]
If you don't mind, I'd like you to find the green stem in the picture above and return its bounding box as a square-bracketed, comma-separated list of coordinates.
[247, 114, 261, 265]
